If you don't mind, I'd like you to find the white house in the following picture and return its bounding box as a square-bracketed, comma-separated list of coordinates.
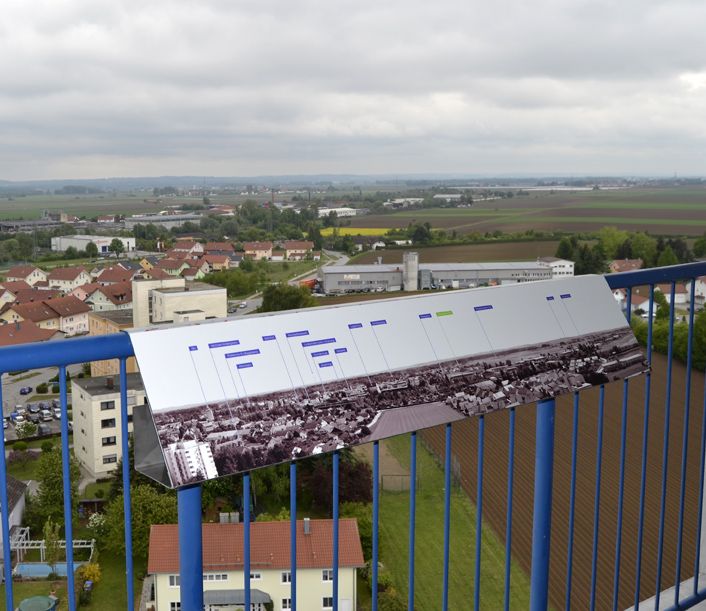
[655, 283, 689, 305]
[0, 476, 27, 556]
[47, 266, 92, 292]
[5, 265, 48, 286]
[147, 519, 364, 611]
[537, 257, 575, 278]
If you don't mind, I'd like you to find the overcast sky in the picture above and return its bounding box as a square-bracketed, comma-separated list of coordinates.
[1, 0, 705, 181]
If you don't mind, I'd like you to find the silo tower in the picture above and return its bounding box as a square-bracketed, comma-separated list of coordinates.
[403, 251, 419, 291]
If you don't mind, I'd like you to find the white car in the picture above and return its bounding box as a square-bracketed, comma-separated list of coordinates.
[41, 410, 53, 422]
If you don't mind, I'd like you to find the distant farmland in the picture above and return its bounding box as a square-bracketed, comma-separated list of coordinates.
[345, 187, 706, 236]
[350, 242, 561, 265]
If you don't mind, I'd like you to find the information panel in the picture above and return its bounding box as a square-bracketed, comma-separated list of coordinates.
[129, 275, 647, 488]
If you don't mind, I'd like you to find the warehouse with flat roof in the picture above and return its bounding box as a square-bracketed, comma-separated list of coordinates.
[319, 252, 556, 294]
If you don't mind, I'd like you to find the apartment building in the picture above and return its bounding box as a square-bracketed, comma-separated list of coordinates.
[71, 373, 144, 476]
[242, 241, 273, 260]
[5, 265, 48, 286]
[87, 310, 138, 377]
[148, 519, 363, 611]
[47, 266, 92, 291]
[132, 277, 226, 328]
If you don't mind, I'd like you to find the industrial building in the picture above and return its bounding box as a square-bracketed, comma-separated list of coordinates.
[318, 252, 567, 294]
[123, 213, 202, 230]
[51, 234, 136, 253]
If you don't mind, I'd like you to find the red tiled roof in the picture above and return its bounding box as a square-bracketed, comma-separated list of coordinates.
[96, 266, 135, 284]
[89, 282, 132, 305]
[205, 242, 235, 252]
[0, 321, 59, 347]
[70, 283, 102, 299]
[155, 258, 186, 271]
[0, 280, 33, 294]
[141, 268, 170, 280]
[656, 283, 688, 294]
[610, 259, 643, 273]
[13, 288, 62, 304]
[284, 240, 314, 251]
[44, 294, 91, 317]
[148, 520, 364, 574]
[48, 266, 87, 281]
[10, 301, 60, 323]
[6, 265, 41, 279]
[243, 241, 273, 251]
[173, 240, 199, 251]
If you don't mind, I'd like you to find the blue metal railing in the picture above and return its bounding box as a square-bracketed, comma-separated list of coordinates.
[0, 261, 705, 611]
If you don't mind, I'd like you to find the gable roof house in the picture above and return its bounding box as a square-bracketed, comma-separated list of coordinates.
[147, 519, 364, 611]
[283, 240, 314, 260]
[43, 294, 92, 335]
[47, 266, 92, 291]
[0, 301, 61, 330]
[85, 282, 133, 312]
[95, 265, 137, 285]
[202, 254, 230, 272]
[0, 320, 62, 347]
[242, 241, 273, 261]
[5, 265, 48, 286]
[154, 259, 190, 276]
[204, 241, 235, 255]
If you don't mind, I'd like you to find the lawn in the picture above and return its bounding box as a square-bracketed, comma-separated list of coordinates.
[0, 579, 69, 611]
[6, 452, 42, 481]
[265, 260, 320, 283]
[82, 481, 112, 500]
[378, 435, 531, 610]
[80, 552, 146, 610]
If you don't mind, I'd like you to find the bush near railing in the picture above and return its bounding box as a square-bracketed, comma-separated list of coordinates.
[631, 309, 706, 371]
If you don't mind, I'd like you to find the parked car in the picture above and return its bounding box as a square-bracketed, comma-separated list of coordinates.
[239, 301, 247, 308]
[37, 423, 51, 436]
[27, 403, 41, 414]
[3, 418, 8, 429]
[19, 386, 32, 395]
[11, 412, 24, 424]
[28, 413, 40, 424]
[53, 408, 61, 419]
[15, 406, 26, 415]
[41, 410, 53, 422]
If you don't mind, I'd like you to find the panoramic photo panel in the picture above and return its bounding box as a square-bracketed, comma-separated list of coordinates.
[129, 275, 647, 488]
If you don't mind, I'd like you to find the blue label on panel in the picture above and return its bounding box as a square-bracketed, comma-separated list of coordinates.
[311, 350, 330, 357]
[236, 362, 253, 369]
[208, 340, 240, 348]
[370, 320, 387, 326]
[285, 330, 310, 338]
[474, 305, 493, 311]
[301, 337, 336, 347]
[334, 347, 348, 354]
[188, 345, 198, 351]
[348, 323, 363, 329]
[319, 361, 333, 368]
[262, 335, 276, 341]
[560, 293, 572, 299]
[225, 349, 261, 358]
[546, 296, 555, 301]
[418, 313, 432, 319]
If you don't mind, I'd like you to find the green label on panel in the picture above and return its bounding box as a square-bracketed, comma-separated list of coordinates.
[436, 310, 454, 317]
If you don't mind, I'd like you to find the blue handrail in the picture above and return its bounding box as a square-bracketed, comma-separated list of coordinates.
[0, 261, 705, 611]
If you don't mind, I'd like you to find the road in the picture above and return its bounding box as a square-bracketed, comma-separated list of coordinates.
[226, 250, 348, 318]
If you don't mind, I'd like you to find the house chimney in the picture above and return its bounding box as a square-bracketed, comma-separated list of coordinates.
[303, 517, 310, 535]
[106, 377, 115, 390]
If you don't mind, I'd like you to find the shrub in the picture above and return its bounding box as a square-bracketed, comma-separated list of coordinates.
[41, 441, 54, 453]
[47, 571, 59, 581]
[94, 488, 105, 499]
[76, 562, 102, 585]
[13, 441, 28, 452]
[51, 384, 60, 394]
[36, 382, 48, 394]
[15, 420, 38, 439]
[7, 450, 32, 466]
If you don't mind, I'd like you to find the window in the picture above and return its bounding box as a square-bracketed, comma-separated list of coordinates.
[170, 603, 181, 611]
[101, 436, 117, 447]
[127, 395, 137, 406]
[103, 454, 117, 465]
[282, 599, 292, 610]
[168, 575, 180, 587]
[101, 418, 116, 429]
[323, 597, 333, 609]
[281, 571, 291, 584]
[203, 573, 227, 581]
[250, 572, 262, 580]
[322, 569, 333, 582]
[100, 400, 115, 411]
[127, 414, 133, 423]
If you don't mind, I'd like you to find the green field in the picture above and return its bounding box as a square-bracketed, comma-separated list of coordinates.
[345, 186, 706, 236]
[379, 435, 530, 610]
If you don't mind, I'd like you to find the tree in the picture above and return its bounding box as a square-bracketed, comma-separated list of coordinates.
[27, 447, 81, 531]
[85, 241, 99, 260]
[597, 226, 629, 259]
[64, 246, 78, 259]
[259, 284, 316, 313]
[694, 233, 706, 258]
[629, 232, 658, 267]
[108, 238, 125, 259]
[103, 485, 177, 559]
[43, 516, 62, 576]
[657, 245, 679, 267]
[15, 420, 37, 439]
[555, 237, 573, 260]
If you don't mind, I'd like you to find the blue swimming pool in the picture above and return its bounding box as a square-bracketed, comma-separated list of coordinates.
[14, 562, 84, 578]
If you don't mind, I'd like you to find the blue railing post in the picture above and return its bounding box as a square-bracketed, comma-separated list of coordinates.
[119, 358, 135, 610]
[290, 462, 297, 610]
[178, 484, 203, 611]
[59, 365, 77, 611]
[530, 398, 555, 611]
[0, 375, 14, 610]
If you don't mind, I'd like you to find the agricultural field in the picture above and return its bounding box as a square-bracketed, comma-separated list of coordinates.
[320, 227, 388, 236]
[421, 350, 703, 610]
[0, 193, 213, 219]
[345, 187, 706, 236]
[350, 242, 562, 265]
